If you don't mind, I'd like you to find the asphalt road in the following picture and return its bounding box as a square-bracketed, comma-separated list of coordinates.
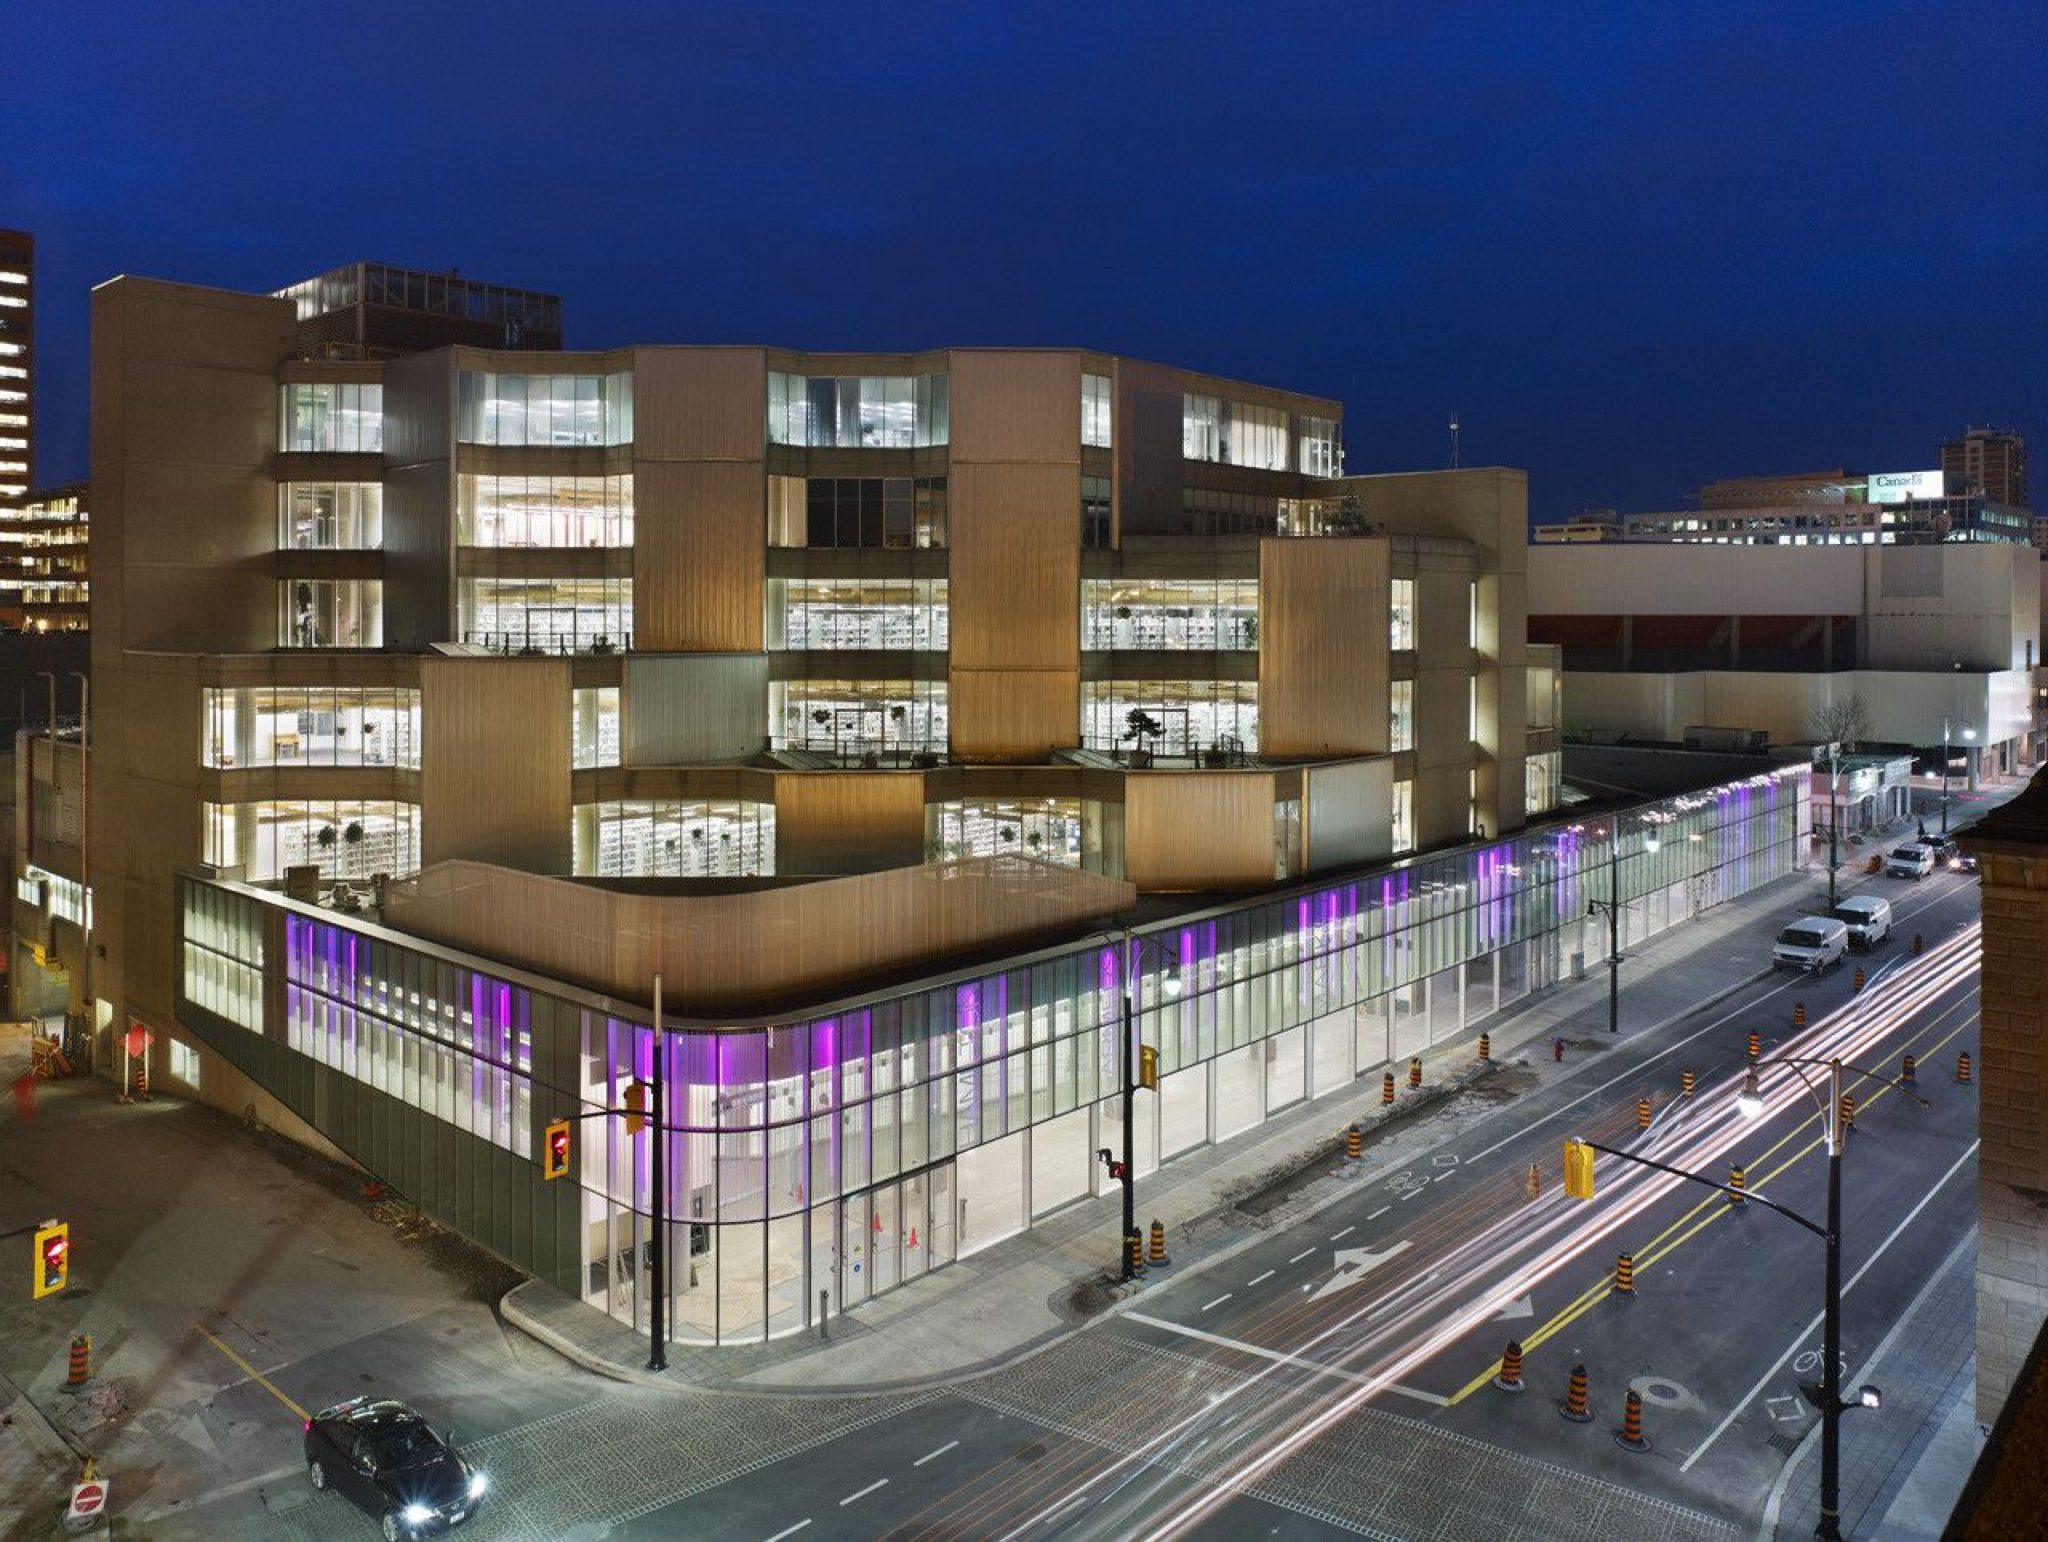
[673, 863, 1982, 1542]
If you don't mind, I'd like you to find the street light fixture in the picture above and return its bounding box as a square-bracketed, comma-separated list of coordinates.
[1111, 928, 1183, 1281]
[1587, 816, 1658, 1035]
[1738, 1054, 1929, 1539]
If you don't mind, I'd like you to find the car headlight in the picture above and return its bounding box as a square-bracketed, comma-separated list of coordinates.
[402, 1503, 434, 1524]
[468, 1472, 488, 1498]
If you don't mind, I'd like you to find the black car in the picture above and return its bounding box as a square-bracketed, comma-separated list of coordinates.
[304, 1397, 486, 1539]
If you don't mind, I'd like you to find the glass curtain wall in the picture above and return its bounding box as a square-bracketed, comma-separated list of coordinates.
[202, 687, 420, 768]
[766, 372, 949, 448]
[1081, 580, 1257, 650]
[767, 578, 948, 650]
[280, 484, 383, 549]
[281, 384, 384, 453]
[927, 799, 1085, 866]
[280, 580, 384, 648]
[573, 800, 776, 877]
[456, 372, 633, 446]
[572, 688, 620, 769]
[771, 680, 947, 759]
[459, 577, 631, 653]
[457, 475, 634, 547]
[203, 800, 421, 882]
[178, 765, 1807, 1350]
[1082, 681, 1259, 757]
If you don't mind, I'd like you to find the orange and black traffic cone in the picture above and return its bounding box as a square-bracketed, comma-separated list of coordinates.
[1494, 1340, 1525, 1393]
[1615, 1388, 1651, 1452]
[1381, 1071, 1395, 1106]
[1559, 1363, 1593, 1422]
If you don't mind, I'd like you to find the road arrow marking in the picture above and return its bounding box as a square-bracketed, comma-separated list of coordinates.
[1311, 1240, 1412, 1301]
[1493, 1293, 1535, 1322]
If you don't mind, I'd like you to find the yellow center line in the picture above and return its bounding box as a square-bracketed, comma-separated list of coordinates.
[196, 1325, 311, 1423]
[1445, 995, 1977, 1405]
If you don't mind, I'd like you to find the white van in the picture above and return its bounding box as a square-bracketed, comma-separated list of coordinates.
[1773, 916, 1849, 972]
[1830, 895, 1892, 949]
[1887, 844, 1937, 880]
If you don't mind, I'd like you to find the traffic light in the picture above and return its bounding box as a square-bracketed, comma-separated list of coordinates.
[1137, 1044, 1159, 1091]
[1563, 1139, 1596, 1200]
[622, 1081, 648, 1138]
[33, 1221, 68, 1298]
[543, 1119, 572, 1180]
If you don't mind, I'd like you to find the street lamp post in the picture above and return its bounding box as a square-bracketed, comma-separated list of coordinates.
[1113, 929, 1182, 1280]
[1587, 819, 1658, 1034]
[1824, 741, 1840, 910]
[1738, 1057, 1927, 1539]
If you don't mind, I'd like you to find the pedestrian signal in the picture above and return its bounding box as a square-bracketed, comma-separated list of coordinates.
[623, 1081, 648, 1138]
[1563, 1139, 1596, 1200]
[543, 1119, 573, 1180]
[33, 1221, 68, 1298]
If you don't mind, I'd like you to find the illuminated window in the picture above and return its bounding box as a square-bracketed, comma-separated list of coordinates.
[575, 800, 776, 877]
[572, 688, 620, 768]
[203, 799, 420, 882]
[202, 687, 420, 768]
[768, 578, 948, 650]
[1390, 579, 1416, 650]
[1391, 680, 1414, 752]
[766, 372, 947, 448]
[1392, 780, 1415, 853]
[279, 483, 383, 549]
[456, 372, 632, 446]
[1082, 579, 1257, 650]
[456, 474, 633, 548]
[280, 579, 383, 647]
[1082, 374, 1112, 448]
[1299, 415, 1341, 476]
[280, 383, 383, 453]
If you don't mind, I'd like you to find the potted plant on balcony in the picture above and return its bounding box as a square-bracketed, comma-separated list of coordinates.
[1122, 708, 1164, 769]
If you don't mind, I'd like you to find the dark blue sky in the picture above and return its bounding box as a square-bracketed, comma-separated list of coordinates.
[5, 0, 2044, 518]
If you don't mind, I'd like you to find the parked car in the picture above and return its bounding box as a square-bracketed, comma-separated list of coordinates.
[1829, 895, 1892, 949]
[1886, 843, 1936, 880]
[1927, 836, 1961, 865]
[1773, 916, 1850, 972]
[304, 1397, 485, 1539]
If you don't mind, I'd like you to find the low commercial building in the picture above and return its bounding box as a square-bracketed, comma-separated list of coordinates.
[1529, 541, 2045, 778]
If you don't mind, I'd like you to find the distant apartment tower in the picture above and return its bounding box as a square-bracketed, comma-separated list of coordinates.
[0, 483, 88, 631]
[0, 230, 29, 509]
[1944, 426, 2027, 509]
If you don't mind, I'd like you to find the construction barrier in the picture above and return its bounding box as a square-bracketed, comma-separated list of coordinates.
[1615, 1388, 1651, 1452]
[1614, 1252, 1636, 1295]
[1126, 1231, 1146, 1276]
[135, 1051, 150, 1102]
[1681, 1068, 1696, 1099]
[1839, 1092, 1856, 1133]
[1958, 1052, 1974, 1085]
[1793, 1002, 1808, 1029]
[1148, 1219, 1170, 1266]
[1912, 933, 1924, 957]
[1902, 1053, 1917, 1085]
[1478, 1033, 1491, 1064]
[1408, 1056, 1423, 1090]
[1635, 1096, 1651, 1130]
[1494, 1340, 1526, 1393]
[1853, 967, 1866, 994]
[1381, 1071, 1395, 1106]
[1559, 1364, 1593, 1422]
[1345, 1123, 1363, 1160]
[65, 1334, 91, 1388]
[1729, 1164, 1746, 1207]
[1747, 1030, 1761, 1061]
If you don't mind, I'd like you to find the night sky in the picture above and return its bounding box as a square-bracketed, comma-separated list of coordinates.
[6, 0, 2044, 520]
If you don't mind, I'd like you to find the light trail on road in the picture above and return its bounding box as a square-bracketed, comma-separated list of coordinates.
[925, 923, 1984, 1542]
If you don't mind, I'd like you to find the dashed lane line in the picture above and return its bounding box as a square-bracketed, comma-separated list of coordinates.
[1367, 1206, 1390, 1220]
[1330, 1225, 1355, 1241]
[913, 1440, 958, 1467]
[1202, 1293, 1233, 1312]
[764, 1523, 812, 1542]
[839, 1479, 888, 1506]
[1248, 1270, 1275, 1286]
[1288, 1249, 1315, 1264]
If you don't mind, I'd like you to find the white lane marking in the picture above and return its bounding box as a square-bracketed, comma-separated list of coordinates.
[1433, 1172, 1453, 1182]
[838, 1479, 888, 1506]
[1400, 1186, 1423, 1201]
[1125, 1310, 1449, 1406]
[1202, 1293, 1233, 1312]
[765, 1523, 812, 1542]
[1312, 1241, 1414, 1302]
[1288, 1248, 1315, 1264]
[1330, 1225, 1356, 1241]
[1248, 1270, 1275, 1286]
[912, 1440, 958, 1467]
[1680, 1138, 1978, 1473]
[1367, 1206, 1390, 1220]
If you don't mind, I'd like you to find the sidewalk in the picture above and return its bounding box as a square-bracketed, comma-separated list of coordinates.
[506, 843, 1849, 1396]
[1763, 1235, 1984, 1540]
